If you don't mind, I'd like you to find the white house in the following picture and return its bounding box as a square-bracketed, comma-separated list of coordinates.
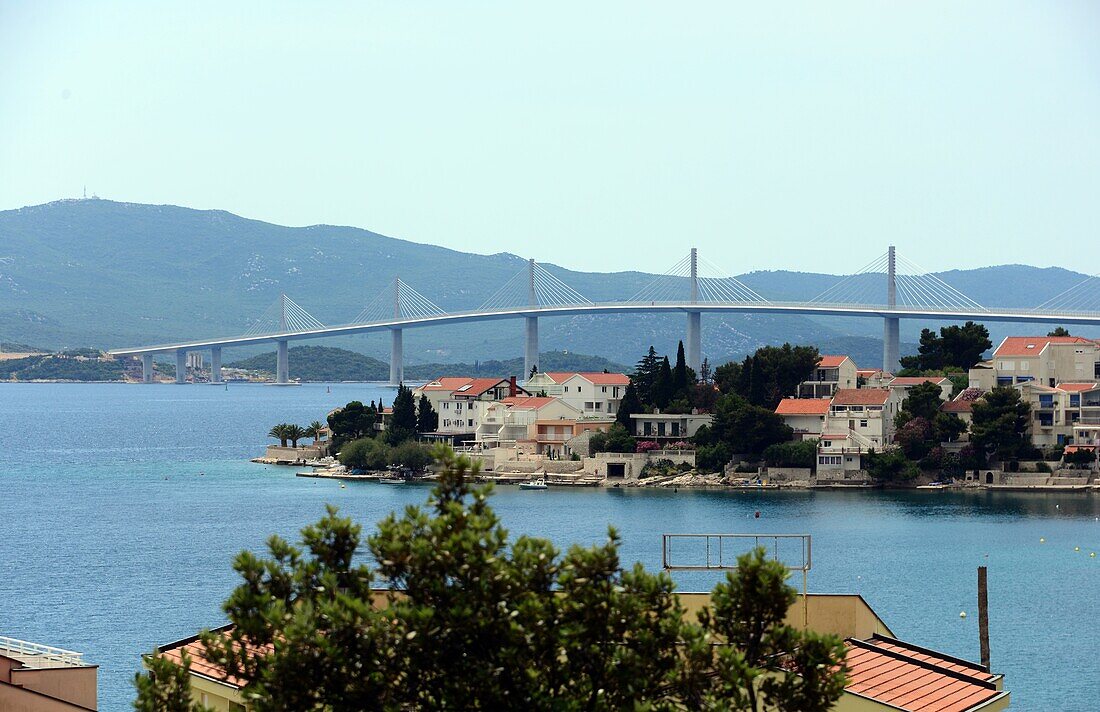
[798, 355, 858, 399]
[629, 411, 712, 442]
[435, 377, 530, 441]
[527, 372, 631, 416]
[774, 398, 830, 439]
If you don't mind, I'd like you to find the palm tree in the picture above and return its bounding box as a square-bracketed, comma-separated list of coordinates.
[304, 420, 325, 444]
[268, 423, 290, 447]
[285, 424, 307, 449]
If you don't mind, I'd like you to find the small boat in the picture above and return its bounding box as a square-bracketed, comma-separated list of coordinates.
[379, 477, 406, 485]
[519, 478, 548, 490]
[916, 482, 947, 490]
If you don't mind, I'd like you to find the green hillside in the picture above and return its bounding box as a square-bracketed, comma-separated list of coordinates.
[2, 199, 1095, 366]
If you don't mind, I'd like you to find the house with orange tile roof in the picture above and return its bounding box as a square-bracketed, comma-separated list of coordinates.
[816, 388, 904, 478]
[797, 355, 858, 399]
[431, 377, 530, 442]
[474, 396, 584, 450]
[969, 335, 1100, 391]
[774, 397, 830, 438]
[153, 594, 1009, 712]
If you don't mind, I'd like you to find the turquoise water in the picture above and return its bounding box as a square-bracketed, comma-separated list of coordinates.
[0, 383, 1097, 710]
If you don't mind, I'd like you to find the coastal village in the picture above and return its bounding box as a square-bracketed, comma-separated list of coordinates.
[264, 332, 1100, 492]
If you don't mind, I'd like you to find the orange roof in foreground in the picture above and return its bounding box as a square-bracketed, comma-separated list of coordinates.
[993, 336, 1094, 358]
[818, 355, 851, 368]
[501, 396, 559, 410]
[832, 388, 889, 405]
[775, 398, 831, 415]
[158, 625, 261, 689]
[845, 635, 1003, 712]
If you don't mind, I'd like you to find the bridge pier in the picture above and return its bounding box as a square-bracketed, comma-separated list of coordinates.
[524, 316, 539, 380]
[276, 339, 289, 384]
[389, 329, 403, 386]
[175, 350, 187, 384]
[883, 245, 899, 372]
[686, 311, 701, 374]
[141, 354, 153, 383]
[883, 317, 900, 373]
[210, 346, 223, 384]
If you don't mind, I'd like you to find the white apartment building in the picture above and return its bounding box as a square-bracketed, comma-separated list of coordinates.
[885, 376, 953, 402]
[774, 398, 830, 439]
[475, 396, 582, 447]
[1017, 381, 1100, 448]
[816, 388, 903, 475]
[630, 411, 713, 442]
[435, 377, 530, 441]
[798, 355, 859, 399]
[970, 336, 1100, 390]
[526, 372, 630, 416]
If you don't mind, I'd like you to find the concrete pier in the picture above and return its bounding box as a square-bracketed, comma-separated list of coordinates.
[389, 329, 403, 385]
[141, 354, 153, 383]
[882, 245, 900, 372]
[210, 347, 223, 384]
[175, 350, 187, 384]
[524, 316, 539, 380]
[276, 339, 289, 384]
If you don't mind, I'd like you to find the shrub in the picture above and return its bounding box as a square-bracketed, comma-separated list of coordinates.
[338, 437, 390, 471]
[636, 440, 661, 453]
[762, 439, 817, 468]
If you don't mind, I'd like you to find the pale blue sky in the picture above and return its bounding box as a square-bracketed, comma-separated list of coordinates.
[2, 1, 1098, 275]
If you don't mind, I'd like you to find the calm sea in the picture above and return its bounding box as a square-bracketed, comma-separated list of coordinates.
[0, 383, 1096, 710]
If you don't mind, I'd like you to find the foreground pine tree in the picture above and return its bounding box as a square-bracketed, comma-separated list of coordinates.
[135, 448, 847, 711]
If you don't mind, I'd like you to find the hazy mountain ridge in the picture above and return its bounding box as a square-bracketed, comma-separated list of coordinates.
[1, 199, 1093, 366]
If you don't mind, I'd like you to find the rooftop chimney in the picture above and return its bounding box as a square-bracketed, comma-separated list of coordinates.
[509, 375, 517, 397]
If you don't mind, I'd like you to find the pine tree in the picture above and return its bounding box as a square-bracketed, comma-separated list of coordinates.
[633, 346, 662, 404]
[652, 356, 674, 409]
[672, 340, 688, 393]
[416, 394, 438, 434]
[616, 382, 642, 429]
[388, 385, 417, 444]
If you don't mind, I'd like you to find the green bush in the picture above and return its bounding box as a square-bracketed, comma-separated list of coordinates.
[762, 439, 817, 468]
[338, 437, 390, 471]
[391, 441, 434, 472]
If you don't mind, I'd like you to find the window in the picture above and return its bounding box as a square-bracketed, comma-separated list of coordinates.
[602, 386, 607, 392]
[671, 422, 680, 436]
[467, 419, 474, 427]
[657, 422, 666, 436]
[818, 455, 841, 465]
[644, 422, 653, 435]
[860, 420, 868, 428]
[594, 402, 601, 410]
[442, 402, 449, 409]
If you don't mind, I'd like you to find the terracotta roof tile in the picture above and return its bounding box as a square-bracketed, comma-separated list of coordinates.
[832, 388, 890, 405]
[818, 355, 851, 368]
[993, 336, 1096, 358]
[775, 398, 831, 415]
[843, 636, 1003, 712]
[1056, 382, 1100, 392]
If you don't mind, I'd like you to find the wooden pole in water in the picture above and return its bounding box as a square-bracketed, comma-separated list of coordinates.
[978, 566, 991, 669]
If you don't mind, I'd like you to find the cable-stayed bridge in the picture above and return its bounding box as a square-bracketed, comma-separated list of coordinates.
[108, 247, 1100, 385]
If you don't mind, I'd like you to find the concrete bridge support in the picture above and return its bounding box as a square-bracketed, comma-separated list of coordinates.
[686, 311, 701, 374]
[210, 347, 223, 384]
[389, 329, 403, 386]
[883, 317, 900, 373]
[882, 245, 899, 372]
[141, 354, 153, 383]
[276, 339, 289, 384]
[524, 316, 539, 381]
[175, 350, 187, 384]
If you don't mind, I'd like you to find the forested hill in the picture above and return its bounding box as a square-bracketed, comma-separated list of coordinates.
[227, 346, 628, 382]
[2, 199, 1095, 366]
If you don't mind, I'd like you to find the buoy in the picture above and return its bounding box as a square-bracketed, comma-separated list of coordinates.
[1040, 538, 1045, 543]
[1091, 552, 1096, 558]
[1075, 546, 1081, 552]
[959, 611, 967, 618]
[754, 511, 761, 519]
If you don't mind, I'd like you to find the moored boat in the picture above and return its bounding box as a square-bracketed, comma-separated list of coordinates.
[519, 478, 548, 490]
